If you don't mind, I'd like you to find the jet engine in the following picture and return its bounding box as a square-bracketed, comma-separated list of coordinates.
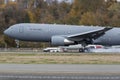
[51, 36, 74, 46]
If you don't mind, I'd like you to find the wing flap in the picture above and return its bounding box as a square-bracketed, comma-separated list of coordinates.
[68, 27, 112, 41]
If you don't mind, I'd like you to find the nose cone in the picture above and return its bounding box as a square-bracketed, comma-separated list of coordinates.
[4, 28, 13, 38]
[4, 29, 9, 36]
[4, 25, 19, 39]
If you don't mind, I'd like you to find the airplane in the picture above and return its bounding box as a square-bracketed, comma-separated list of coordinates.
[4, 23, 120, 46]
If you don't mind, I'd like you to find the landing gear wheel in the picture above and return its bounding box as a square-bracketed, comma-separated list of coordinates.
[79, 48, 84, 52]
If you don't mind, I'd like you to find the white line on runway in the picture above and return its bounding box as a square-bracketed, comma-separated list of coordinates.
[0, 75, 120, 80]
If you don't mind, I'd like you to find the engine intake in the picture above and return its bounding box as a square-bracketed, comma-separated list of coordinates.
[51, 36, 74, 46]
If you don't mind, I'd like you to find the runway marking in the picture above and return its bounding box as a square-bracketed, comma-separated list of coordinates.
[0, 75, 120, 79]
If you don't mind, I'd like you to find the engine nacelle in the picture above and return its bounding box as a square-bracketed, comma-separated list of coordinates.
[51, 36, 74, 46]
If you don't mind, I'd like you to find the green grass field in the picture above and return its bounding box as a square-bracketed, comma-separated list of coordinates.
[0, 52, 120, 64]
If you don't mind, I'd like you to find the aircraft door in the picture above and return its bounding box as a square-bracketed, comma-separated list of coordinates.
[19, 26, 24, 33]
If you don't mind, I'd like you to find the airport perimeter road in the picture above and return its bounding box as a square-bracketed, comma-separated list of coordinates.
[0, 64, 120, 80]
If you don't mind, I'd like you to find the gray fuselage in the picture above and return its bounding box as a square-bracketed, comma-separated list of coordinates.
[4, 23, 120, 46]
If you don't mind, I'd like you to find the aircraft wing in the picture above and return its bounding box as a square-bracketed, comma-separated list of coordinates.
[68, 27, 112, 41]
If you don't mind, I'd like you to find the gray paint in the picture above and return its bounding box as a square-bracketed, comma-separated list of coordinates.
[0, 64, 120, 73]
[4, 23, 120, 45]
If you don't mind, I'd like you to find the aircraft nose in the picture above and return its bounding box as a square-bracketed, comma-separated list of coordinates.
[4, 28, 12, 37]
[4, 29, 9, 36]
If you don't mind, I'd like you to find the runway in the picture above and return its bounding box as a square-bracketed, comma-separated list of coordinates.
[0, 73, 120, 80]
[0, 64, 120, 73]
[0, 64, 120, 80]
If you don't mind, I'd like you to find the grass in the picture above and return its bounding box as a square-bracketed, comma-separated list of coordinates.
[0, 52, 120, 64]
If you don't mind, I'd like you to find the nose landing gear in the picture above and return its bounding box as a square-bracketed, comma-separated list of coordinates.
[15, 39, 20, 48]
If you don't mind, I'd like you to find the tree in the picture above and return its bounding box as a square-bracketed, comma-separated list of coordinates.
[65, 0, 105, 25]
[4, 35, 16, 47]
[108, 2, 120, 12]
[16, 0, 29, 8]
[57, 1, 71, 24]
[106, 2, 120, 27]
[80, 12, 98, 26]
[1, 2, 29, 47]
[109, 13, 120, 27]
[106, 0, 117, 8]
[3, 2, 29, 23]
[27, 10, 36, 23]
[0, 0, 4, 5]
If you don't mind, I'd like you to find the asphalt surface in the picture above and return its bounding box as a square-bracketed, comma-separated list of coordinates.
[0, 64, 120, 73]
[0, 64, 120, 80]
[0, 73, 120, 80]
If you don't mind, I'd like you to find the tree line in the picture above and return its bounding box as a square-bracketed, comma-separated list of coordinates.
[0, 0, 120, 48]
